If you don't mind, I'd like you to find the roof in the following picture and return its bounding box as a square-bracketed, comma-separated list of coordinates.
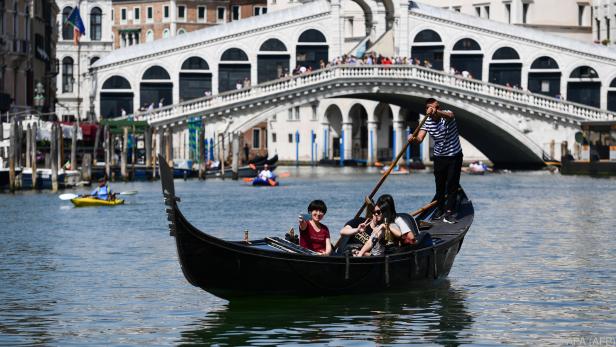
[92, 1, 330, 69]
[410, 1, 616, 62]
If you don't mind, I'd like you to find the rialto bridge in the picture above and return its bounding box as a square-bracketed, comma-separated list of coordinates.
[90, 1, 616, 169]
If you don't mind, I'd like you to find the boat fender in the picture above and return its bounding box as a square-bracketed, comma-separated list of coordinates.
[385, 255, 390, 286]
[345, 252, 350, 280]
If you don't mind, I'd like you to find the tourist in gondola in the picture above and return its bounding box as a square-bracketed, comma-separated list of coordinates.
[355, 196, 403, 256]
[89, 176, 115, 201]
[339, 195, 416, 251]
[298, 200, 332, 255]
[409, 97, 463, 224]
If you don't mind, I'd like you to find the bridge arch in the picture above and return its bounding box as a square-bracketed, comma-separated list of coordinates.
[450, 37, 483, 80]
[218, 47, 251, 93]
[567, 65, 601, 108]
[140, 65, 173, 109]
[258, 38, 290, 83]
[179, 56, 212, 101]
[296, 28, 329, 70]
[527, 55, 561, 97]
[324, 104, 343, 159]
[410, 28, 444, 70]
[349, 103, 369, 161]
[100, 75, 133, 118]
[488, 46, 522, 87]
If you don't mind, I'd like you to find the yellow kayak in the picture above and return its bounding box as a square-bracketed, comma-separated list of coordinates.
[70, 197, 125, 207]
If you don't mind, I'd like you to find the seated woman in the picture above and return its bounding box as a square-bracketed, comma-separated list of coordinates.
[340, 195, 416, 252]
[355, 195, 416, 256]
[298, 200, 332, 255]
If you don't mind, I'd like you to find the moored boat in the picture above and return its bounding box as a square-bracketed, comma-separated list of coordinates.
[159, 155, 473, 299]
[70, 197, 125, 207]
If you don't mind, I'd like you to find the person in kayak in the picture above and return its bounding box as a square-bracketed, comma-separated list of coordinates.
[90, 177, 115, 200]
[258, 163, 274, 180]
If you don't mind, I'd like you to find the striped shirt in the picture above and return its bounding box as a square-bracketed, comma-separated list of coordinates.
[420, 111, 462, 157]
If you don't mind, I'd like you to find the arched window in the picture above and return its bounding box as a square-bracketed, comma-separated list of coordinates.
[221, 48, 249, 61]
[298, 29, 326, 43]
[62, 57, 74, 93]
[146, 30, 154, 42]
[101, 76, 133, 118]
[62, 7, 74, 40]
[90, 56, 100, 66]
[489, 47, 521, 86]
[90, 7, 102, 41]
[177, 28, 186, 35]
[260, 38, 287, 51]
[528, 56, 561, 97]
[568, 66, 601, 107]
[102, 76, 131, 89]
[258, 39, 290, 83]
[492, 47, 519, 60]
[411, 29, 444, 70]
[180, 57, 212, 101]
[530, 56, 559, 69]
[413, 29, 442, 43]
[450, 38, 483, 79]
[608, 78, 616, 112]
[142, 66, 171, 80]
[453, 38, 481, 51]
[162, 28, 170, 38]
[181, 57, 210, 70]
[569, 66, 599, 79]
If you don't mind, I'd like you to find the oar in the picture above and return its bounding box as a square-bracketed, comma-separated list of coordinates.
[58, 190, 138, 200]
[353, 114, 429, 219]
[268, 178, 277, 186]
[242, 177, 254, 183]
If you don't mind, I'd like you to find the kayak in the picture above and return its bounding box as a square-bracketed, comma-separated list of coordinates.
[252, 177, 278, 186]
[70, 197, 125, 207]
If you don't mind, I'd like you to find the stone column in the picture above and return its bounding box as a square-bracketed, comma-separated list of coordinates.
[394, 119, 406, 165]
[321, 122, 330, 160]
[170, 0, 177, 37]
[367, 120, 378, 165]
[343, 121, 353, 161]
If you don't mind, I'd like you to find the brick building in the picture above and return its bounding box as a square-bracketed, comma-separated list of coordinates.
[111, 0, 268, 49]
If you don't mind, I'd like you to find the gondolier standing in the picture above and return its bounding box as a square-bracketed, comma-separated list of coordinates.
[409, 98, 463, 224]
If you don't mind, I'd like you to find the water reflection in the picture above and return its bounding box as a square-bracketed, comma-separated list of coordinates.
[179, 282, 473, 346]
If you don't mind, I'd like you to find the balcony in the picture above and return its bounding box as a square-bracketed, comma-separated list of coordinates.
[4, 38, 29, 64]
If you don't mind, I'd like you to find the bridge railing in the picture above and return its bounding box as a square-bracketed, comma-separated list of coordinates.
[138, 65, 615, 125]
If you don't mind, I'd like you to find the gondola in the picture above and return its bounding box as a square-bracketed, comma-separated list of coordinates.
[159, 155, 473, 299]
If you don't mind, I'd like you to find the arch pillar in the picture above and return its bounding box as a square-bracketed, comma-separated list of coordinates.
[343, 121, 353, 161]
[391, 105, 405, 164]
[367, 120, 378, 165]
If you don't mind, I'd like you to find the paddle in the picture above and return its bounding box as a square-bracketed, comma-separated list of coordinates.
[353, 114, 430, 219]
[58, 190, 138, 200]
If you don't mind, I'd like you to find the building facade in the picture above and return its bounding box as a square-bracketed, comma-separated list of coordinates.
[55, 0, 114, 122]
[111, 0, 268, 49]
[592, 0, 616, 45]
[0, 0, 59, 116]
[423, 0, 593, 42]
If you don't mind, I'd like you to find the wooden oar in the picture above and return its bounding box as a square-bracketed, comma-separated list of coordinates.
[59, 190, 138, 200]
[353, 114, 429, 219]
[242, 177, 253, 183]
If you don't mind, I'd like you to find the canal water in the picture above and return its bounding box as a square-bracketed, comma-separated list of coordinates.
[1, 168, 615, 346]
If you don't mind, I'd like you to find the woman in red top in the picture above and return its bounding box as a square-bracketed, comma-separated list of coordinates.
[298, 200, 332, 255]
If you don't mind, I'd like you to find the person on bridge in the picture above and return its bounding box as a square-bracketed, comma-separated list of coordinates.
[409, 98, 463, 224]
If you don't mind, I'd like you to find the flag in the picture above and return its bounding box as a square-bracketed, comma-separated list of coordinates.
[65, 7, 86, 46]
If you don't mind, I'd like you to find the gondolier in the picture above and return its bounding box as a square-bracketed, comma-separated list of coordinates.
[409, 98, 463, 224]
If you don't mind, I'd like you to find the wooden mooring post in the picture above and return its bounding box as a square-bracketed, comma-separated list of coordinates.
[31, 122, 37, 189]
[104, 125, 111, 179]
[93, 124, 101, 165]
[81, 153, 92, 182]
[26, 124, 31, 168]
[219, 133, 225, 180]
[57, 124, 63, 171]
[198, 127, 205, 180]
[121, 127, 128, 180]
[50, 123, 58, 192]
[144, 126, 152, 178]
[232, 132, 239, 180]
[8, 119, 16, 192]
[70, 123, 77, 171]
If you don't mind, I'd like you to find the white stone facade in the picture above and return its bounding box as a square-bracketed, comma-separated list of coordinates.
[55, 0, 114, 121]
[592, 0, 616, 45]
